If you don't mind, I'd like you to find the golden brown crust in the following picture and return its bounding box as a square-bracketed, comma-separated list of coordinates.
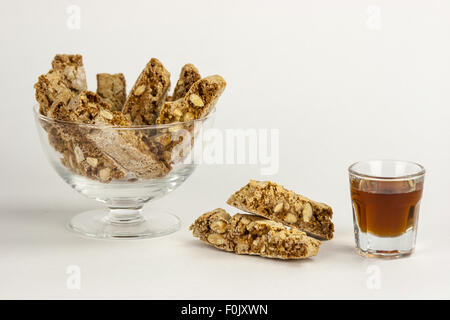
[34, 54, 87, 116]
[51, 54, 83, 69]
[190, 209, 321, 259]
[34, 55, 226, 183]
[122, 58, 171, 125]
[168, 64, 201, 101]
[51, 54, 87, 92]
[34, 71, 74, 116]
[226, 180, 334, 240]
[34, 55, 125, 182]
[96, 73, 127, 111]
[52, 90, 169, 180]
[153, 75, 226, 169]
[156, 75, 226, 124]
[46, 91, 128, 182]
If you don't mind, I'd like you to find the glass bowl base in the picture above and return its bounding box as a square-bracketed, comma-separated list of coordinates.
[68, 208, 180, 240]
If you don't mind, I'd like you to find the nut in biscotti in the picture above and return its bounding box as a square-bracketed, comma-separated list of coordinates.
[96, 73, 127, 111]
[151, 75, 226, 168]
[51, 54, 87, 92]
[88, 127, 170, 180]
[64, 91, 169, 180]
[122, 58, 171, 125]
[189, 208, 321, 259]
[35, 71, 74, 116]
[34, 54, 226, 183]
[226, 180, 334, 240]
[48, 90, 169, 181]
[47, 91, 129, 182]
[34, 54, 87, 117]
[156, 75, 226, 124]
[168, 63, 201, 101]
[34, 55, 125, 182]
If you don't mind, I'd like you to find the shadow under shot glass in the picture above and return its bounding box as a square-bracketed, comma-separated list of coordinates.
[348, 160, 425, 258]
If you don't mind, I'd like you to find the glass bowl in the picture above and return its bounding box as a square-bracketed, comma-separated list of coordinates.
[33, 105, 215, 239]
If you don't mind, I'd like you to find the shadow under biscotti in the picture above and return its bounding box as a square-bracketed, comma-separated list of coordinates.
[186, 238, 322, 264]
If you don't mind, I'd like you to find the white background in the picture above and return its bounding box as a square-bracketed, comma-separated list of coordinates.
[1, 0, 449, 299]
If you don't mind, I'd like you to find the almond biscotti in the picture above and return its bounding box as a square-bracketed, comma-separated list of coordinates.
[35, 72, 73, 117]
[190, 208, 321, 260]
[51, 54, 87, 92]
[168, 63, 201, 101]
[34, 54, 87, 116]
[47, 91, 128, 182]
[33, 56, 125, 182]
[60, 91, 169, 180]
[150, 75, 226, 168]
[156, 75, 226, 124]
[57, 131, 127, 182]
[96, 73, 126, 111]
[88, 126, 170, 179]
[122, 58, 171, 125]
[35, 54, 226, 182]
[227, 180, 334, 240]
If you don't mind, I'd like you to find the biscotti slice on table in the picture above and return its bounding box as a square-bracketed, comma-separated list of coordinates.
[34, 54, 87, 116]
[122, 58, 171, 125]
[190, 208, 321, 260]
[168, 63, 201, 101]
[227, 180, 334, 240]
[96, 73, 126, 111]
[156, 75, 226, 124]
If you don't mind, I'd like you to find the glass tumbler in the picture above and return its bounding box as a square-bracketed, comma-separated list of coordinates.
[349, 160, 425, 258]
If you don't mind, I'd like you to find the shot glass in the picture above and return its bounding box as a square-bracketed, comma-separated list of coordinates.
[348, 160, 425, 258]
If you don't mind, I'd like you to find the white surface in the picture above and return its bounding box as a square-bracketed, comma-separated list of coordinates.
[1, 0, 450, 299]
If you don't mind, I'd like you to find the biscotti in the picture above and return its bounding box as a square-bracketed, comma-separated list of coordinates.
[156, 75, 226, 124]
[88, 128, 170, 179]
[34, 57, 126, 182]
[168, 63, 201, 101]
[51, 54, 87, 92]
[96, 73, 126, 111]
[35, 54, 226, 183]
[190, 208, 321, 259]
[35, 72, 73, 116]
[152, 75, 226, 167]
[58, 90, 170, 180]
[122, 58, 171, 125]
[227, 180, 334, 240]
[35, 54, 87, 116]
[47, 91, 128, 182]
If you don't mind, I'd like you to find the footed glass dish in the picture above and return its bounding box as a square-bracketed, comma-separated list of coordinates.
[34, 105, 215, 239]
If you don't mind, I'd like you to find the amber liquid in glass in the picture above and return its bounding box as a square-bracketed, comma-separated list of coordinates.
[351, 181, 423, 237]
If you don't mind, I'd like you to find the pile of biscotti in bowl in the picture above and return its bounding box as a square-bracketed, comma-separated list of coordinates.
[34, 54, 226, 183]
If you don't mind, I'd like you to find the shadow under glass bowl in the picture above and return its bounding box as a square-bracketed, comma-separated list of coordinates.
[33, 105, 215, 239]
